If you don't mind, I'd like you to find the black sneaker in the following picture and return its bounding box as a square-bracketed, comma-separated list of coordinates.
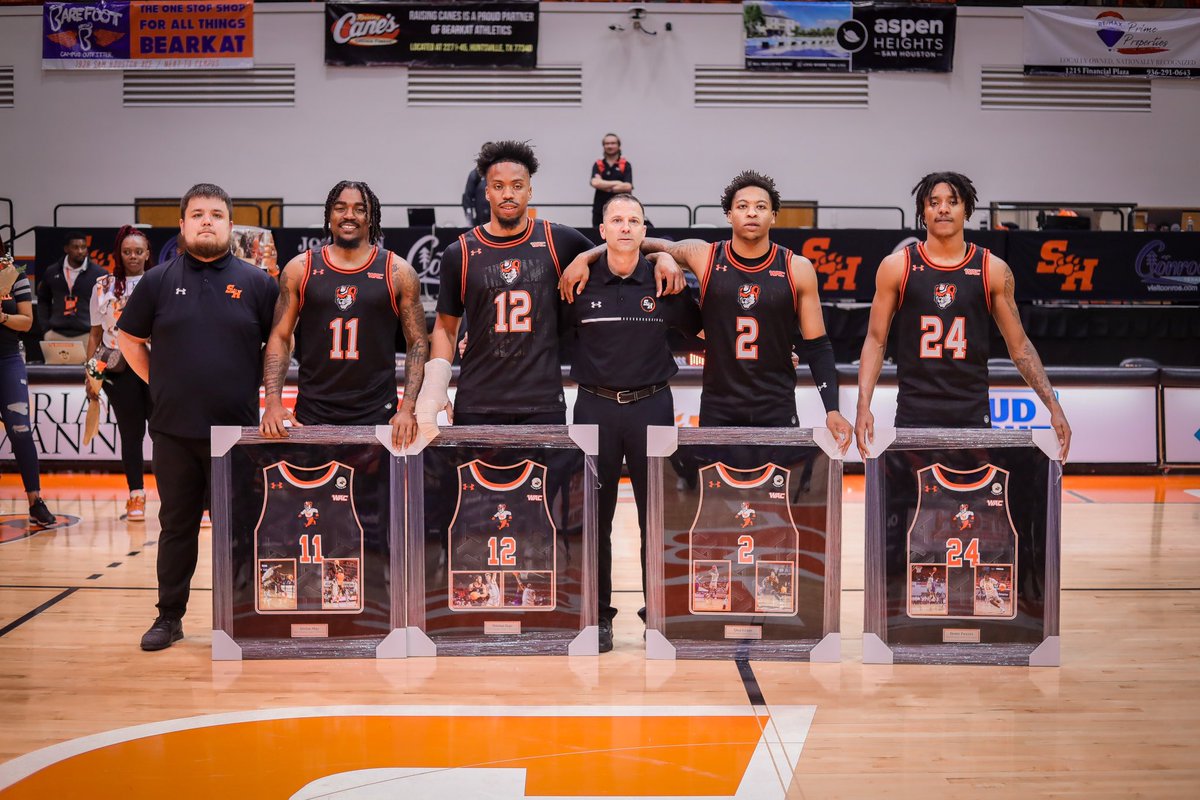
[28, 499, 56, 527]
[140, 617, 183, 651]
[599, 618, 614, 653]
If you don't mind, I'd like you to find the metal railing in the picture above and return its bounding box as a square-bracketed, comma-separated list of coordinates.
[265, 201, 695, 229]
[53, 201, 265, 227]
[989, 201, 1136, 232]
[691, 203, 906, 228]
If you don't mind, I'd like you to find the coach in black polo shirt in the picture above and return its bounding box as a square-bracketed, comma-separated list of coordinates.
[118, 183, 277, 651]
[566, 193, 699, 652]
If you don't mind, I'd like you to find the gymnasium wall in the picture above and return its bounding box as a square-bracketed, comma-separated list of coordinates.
[1, 3, 1198, 240]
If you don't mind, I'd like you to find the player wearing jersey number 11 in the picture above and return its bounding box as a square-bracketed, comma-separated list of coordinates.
[854, 171, 1070, 461]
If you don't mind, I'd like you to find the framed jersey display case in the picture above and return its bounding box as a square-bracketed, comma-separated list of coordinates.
[211, 426, 405, 660]
[862, 428, 1063, 666]
[644, 427, 844, 661]
[404, 425, 599, 656]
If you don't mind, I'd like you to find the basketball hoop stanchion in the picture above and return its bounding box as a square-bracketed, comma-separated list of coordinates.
[403, 424, 599, 657]
[862, 428, 1062, 667]
[210, 425, 406, 661]
[645, 426, 843, 662]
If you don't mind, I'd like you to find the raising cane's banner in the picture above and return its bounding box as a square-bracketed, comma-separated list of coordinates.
[1024, 6, 1200, 79]
[325, 1, 538, 68]
[42, 1, 253, 70]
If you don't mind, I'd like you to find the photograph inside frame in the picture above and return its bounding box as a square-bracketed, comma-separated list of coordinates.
[882, 447, 1051, 646]
[417, 444, 589, 639]
[660, 442, 831, 643]
[224, 442, 393, 640]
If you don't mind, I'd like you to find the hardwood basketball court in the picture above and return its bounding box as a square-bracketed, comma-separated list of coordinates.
[1, 473, 1197, 798]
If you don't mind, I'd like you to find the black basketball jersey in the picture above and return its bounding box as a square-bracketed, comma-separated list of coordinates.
[893, 242, 993, 428]
[454, 220, 566, 415]
[688, 463, 800, 615]
[294, 245, 399, 425]
[448, 459, 557, 611]
[255, 461, 364, 614]
[699, 242, 798, 419]
[906, 463, 1017, 620]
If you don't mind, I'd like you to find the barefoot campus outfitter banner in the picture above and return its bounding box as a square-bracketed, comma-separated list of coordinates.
[744, 2, 955, 73]
[1024, 7, 1200, 79]
[325, 1, 538, 68]
[42, 1, 254, 70]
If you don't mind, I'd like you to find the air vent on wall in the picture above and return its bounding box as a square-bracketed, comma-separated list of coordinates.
[407, 66, 582, 107]
[981, 67, 1151, 112]
[123, 65, 296, 107]
[0, 66, 13, 108]
[695, 66, 868, 108]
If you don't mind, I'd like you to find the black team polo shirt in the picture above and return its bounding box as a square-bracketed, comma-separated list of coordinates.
[117, 250, 278, 440]
[567, 253, 701, 390]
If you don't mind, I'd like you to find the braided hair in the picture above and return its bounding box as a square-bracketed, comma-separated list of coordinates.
[323, 181, 383, 245]
[912, 171, 977, 230]
[111, 225, 152, 300]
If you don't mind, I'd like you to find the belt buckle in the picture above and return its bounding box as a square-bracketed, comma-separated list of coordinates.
[616, 389, 636, 404]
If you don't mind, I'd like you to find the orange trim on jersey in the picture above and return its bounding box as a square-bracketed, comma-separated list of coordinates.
[897, 245, 911, 309]
[931, 463, 998, 492]
[469, 459, 535, 491]
[278, 461, 340, 488]
[543, 219, 562, 277]
[698, 242, 719, 308]
[384, 251, 400, 317]
[474, 217, 535, 249]
[459, 233, 470, 306]
[715, 463, 779, 489]
[982, 249, 992, 314]
[297, 251, 312, 312]
[781, 247, 799, 313]
[321, 244, 379, 274]
[916, 242, 976, 272]
[723, 242, 778, 273]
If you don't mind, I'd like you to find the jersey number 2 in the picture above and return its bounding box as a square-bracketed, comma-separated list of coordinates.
[737, 535, 755, 564]
[494, 290, 532, 333]
[919, 316, 966, 359]
[329, 317, 360, 360]
[735, 317, 759, 360]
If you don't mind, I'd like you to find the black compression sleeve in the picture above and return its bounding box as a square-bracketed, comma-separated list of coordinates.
[800, 335, 839, 413]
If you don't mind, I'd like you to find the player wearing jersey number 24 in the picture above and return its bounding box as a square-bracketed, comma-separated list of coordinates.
[854, 171, 1070, 461]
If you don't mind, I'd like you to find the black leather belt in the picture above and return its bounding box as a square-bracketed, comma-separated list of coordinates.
[579, 382, 669, 404]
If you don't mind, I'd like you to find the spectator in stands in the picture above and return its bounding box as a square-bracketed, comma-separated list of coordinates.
[0, 238, 57, 527]
[462, 167, 490, 226]
[86, 225, 154, 523]
[590, 133, 634, 228]
[37, 231, 105, 344]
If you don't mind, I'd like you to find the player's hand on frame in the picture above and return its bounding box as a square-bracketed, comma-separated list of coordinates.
[260, 400, 301, 438]
[1050, 405, 1071, 463]
[649, 252, 686, 297]
[855, 407, 875, 461]
[558, 255, 591, 303]
[390, 407, 418, 450]
[826, 410, 853, 456]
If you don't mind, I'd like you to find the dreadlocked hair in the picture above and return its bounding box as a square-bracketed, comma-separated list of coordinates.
[475, 140, 539, 179]
[323, 181, 383, 245]
[721, 170, 781, 213]
[111, 225, 153, 300]
[912, 171, 977, 229]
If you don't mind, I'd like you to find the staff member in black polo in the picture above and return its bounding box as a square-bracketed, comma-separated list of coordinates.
[118, 183, 278, 651]
[567, 193, 699, 652]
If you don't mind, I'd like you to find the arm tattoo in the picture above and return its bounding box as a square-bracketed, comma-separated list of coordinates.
[395, 260, 428, 410]
[1003, 265, 1057, 408]
[263, 275, 295, 398]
